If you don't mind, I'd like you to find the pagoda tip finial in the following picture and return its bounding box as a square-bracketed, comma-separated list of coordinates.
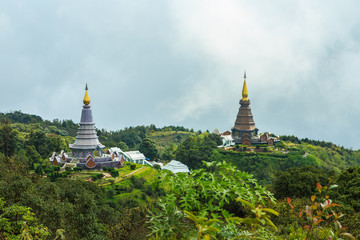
[83, 84, 90, 105]
[241, 72, 248, 101]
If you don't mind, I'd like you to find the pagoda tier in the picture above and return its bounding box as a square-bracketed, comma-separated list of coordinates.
[233, 99, 257, 131]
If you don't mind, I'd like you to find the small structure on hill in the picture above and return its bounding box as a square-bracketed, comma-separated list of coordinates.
[107, 148, 148, 165]
[162, 160, 190, 174]
[230, 72, 279, 146]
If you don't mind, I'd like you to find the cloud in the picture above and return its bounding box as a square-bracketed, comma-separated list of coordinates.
[165, 0, 360, 147]
[0, 1, 360, 148]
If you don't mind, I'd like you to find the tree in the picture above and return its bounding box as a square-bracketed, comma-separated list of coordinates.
[0, 198, 52, 239]
[139, 138, 158, 160]
[175, 134, 217, 169]
[161, 144, 176, 161]
[0, 118, 19, 157]
[118, 141, 128, 151]
[331, 167, 360, 211]
[273, 166, 332, 199]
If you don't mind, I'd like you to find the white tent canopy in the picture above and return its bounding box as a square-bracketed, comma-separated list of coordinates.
[162, 160, 190, 174]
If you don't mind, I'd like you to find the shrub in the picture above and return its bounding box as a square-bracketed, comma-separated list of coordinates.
[144, 185, 154, 196]
[48, 172, 61, 182]
[91, 173, 104, 181]
[115, 184, 133, 194]
[141, 192, 147, 200]
[73, 167, 83, 172]
[44, 168, 54, 174]
[106, 188, 116, 199]
[130, 176, 145, 189]
[35, 165, 43, 175]
[110, 169, 119, 178]
[102, 167, 108, 172]
[52, 166, 61, 171]
[130, 164, 136, 170]
[65, 166, 72, 171]
[275, 141, 286, 148]
[273, 166, 331, 199]
[153, 164, 161, 170]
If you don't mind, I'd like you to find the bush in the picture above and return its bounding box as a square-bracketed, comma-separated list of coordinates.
[275, 141, 286, 148]
[106, 188, 116, 199]
[48, 172, 62, 182]
[144, 185, 154, 196]
[35, 165, 43, 175]
[73, 167, 83, 172]
[91, 173, 104, 181]
[44, 168, 54, 174]
[130, 164, 136, 170]
[52, 165, 60, 171]
[273, 166, 331, 199]
[115, 184, 133, 194]
[60, 171, 71, 178]
[141, 192, 147, 200]
[110, 170, 119, 178]
[130, 176, 145, 189]
[102, 167, 108, 172]
[65, 166, 72, 171]
[153, 164, 161, 170]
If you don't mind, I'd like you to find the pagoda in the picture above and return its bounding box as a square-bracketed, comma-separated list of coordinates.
[69, 84, 105, 157]
[231, 72, 259, 145]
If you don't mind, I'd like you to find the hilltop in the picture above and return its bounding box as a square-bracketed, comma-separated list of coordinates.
[1, 110, 359, 181]
[1, 110, 360, 239]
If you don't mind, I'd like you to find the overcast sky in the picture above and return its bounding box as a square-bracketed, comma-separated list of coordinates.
[1, 1, 360, 149]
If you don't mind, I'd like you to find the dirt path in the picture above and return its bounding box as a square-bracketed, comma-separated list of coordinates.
[124, 166, 144, 177]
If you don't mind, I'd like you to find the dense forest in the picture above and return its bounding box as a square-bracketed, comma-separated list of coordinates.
[0, 110, 360, 239]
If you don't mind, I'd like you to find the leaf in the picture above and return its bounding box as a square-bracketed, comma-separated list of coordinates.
[204, 219, 221, 226]
[236, 199, 255, 210]
[311, 195, 316, 202]
[184, 211, 198, 223]
[264, 216, 277, 230]
[314, 219, 325, 225]
[262, 208, 279, 216]
[287, 197, 294, 208]
[341, 233, 356, 240]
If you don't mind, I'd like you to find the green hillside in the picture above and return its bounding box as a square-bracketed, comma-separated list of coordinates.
[1, 111, 360, 239]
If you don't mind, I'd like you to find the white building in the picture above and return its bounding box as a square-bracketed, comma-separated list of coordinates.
[162, 160, 190, 174]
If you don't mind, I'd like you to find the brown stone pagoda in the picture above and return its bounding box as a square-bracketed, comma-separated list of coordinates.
[231, 72, 259, 145]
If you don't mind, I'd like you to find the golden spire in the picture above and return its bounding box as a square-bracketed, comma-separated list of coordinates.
[83, 83, 90, 105]
[242, 71, 248, 101]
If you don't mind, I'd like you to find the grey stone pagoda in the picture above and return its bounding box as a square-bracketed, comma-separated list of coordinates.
[69, 84, 105, 158]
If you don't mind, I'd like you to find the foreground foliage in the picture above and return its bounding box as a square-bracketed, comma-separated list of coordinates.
[147, 161, 277, 239]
